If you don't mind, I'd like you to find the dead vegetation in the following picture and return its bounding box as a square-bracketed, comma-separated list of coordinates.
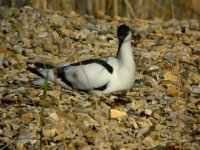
[1, 0, 200, 20]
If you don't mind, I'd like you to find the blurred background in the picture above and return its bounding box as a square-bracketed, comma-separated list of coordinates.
[0, 0, 200, 20]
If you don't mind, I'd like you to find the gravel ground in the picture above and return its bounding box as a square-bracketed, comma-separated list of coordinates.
[0, 6, 200, 150]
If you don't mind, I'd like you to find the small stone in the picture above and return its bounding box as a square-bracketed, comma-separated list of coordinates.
[128, 117, 139, 129]
[50, 14, 66, 26]
[145, 108, 153, 115]
[48, 90, 61, 100]
[169, 112, 177, 119]
[110, 109, 127, 119]
[124, 143, 140, 149]
[143, 136, 155, 147]
[164, 71, 179, 82]
[50, 128, 57, 137]
[95, 10, 105, 18]
[38, 31, 48, 38]
[0, 54, 4, 68]
[59, 28, 73, 36]
[4, 51, 14, 58]
[159, 80, 173, 87]
[166, 88, 179, 97]
[0, 92, 3, 99]
[192, 75, 200, 84]
[27, 52, 37, 59]
[187, 103, 196, 109]
[77, 113, 99, 127]
[197, 115, 200, 122]
[193, 47, 200, 55]
[42, 41, 57, 53]
[49, 112, 58, 120]
[53, 130, 74, 142]
[149, 65, 159, 71]
[189, 19, 199, 30]
[190, 85, 200, 94]
[3, 129, 13, 138]
[137, 129, 147, 138]
[21, 112, 33, 121]
[43, 128, 57, 138]
[99, 35, 107, 42]
[34, 47, 43, 55]
[80, 101, 92, 107]
[140, 39, 156, 47]
[144, 75, 158, 88]
[13, 62, 27, 70]
[87, 25, 97, 31]
[42, 129, 51, 138]
[18, 77, 29, 82]
[16, 142, 24, 150]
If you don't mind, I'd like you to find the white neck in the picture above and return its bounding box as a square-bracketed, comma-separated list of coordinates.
[117, 40, 134, 68]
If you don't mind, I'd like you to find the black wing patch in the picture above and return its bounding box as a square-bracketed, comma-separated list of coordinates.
[27, 67, 44, 78]
[32, 59, 113, 74]
[69, 59, 113, 74]
[56, 69, 73, 88]
[34, 63, 54, 69]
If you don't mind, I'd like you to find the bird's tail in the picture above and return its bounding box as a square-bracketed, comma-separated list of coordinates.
[27, 67, 56, 85]
[27, 63, 72, 89]
[27, 62, 57, 83]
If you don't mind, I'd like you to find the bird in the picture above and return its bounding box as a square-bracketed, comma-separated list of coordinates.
[28, 24, 136, 94]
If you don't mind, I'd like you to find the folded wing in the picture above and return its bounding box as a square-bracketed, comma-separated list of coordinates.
[56, 59, 113, 91]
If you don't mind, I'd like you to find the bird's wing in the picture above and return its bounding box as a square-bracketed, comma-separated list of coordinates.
[55, 59, 114, 91]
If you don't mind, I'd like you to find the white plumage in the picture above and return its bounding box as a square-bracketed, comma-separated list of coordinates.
[28, 24, 136, 94]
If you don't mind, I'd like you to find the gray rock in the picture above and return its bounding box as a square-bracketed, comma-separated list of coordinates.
[189, 19, 199, 30]
[22, 48, 33, 56]
[0, 54, 4, 68]
[38, 31, 48, 38]
[190, 85, 200, 94]
[11, 122, 20, 130]
[193, 47, 200, 54]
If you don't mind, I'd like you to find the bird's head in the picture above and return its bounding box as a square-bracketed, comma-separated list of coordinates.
[117, 24, 132, 43]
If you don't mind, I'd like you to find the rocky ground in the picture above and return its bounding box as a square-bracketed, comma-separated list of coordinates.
[0, 6, 200, 150]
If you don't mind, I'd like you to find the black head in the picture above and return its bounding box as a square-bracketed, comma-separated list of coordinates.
[117, 24, 130, 42]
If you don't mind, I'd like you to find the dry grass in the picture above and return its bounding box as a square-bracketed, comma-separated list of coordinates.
[1, 0, 200, 20]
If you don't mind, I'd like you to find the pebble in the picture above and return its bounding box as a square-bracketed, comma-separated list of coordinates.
[163, 71, 179, 82]
[42, 41, 57, 53]
[43, 128, 57, 138]
[145, 108, 153, 115]
[49, 14, 66, 26]
[16, 142, 24, 150]
[77, 113, 99, 127]
[187, 103, 196, 109]
[110, 109, 127, 119]
[38, 31, 48, 38]
[49, 112, 59, 120]
[34, 47, 43, 54]
[53, 130, 75, 142]
[95, 10, 105, 18]
[143, 136, 155, 147]
[21, 112, 34, 121]
[189, 19, 199, 30]
[190, 85, 200, 94]
[0, 54, 4, 68]
[166, 88, 179, 97]
[192, 47, 200, 55]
